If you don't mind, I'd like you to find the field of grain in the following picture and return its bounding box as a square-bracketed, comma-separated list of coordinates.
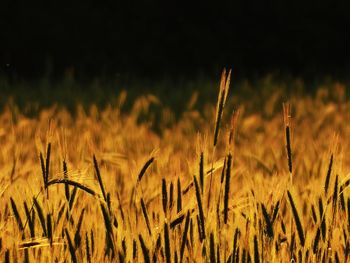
[1, 72, 350, 262]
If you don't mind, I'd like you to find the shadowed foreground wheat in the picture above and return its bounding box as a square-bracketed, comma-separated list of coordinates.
[1, 75, 350, 262]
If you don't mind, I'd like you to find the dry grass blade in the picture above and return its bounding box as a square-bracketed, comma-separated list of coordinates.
[116, 191, 125, 223]
[4, 249, 10, 263]
[56, 202, 66, 225]
[169, 182, 174, 210]
[220, 156, 227, 184]
[100, 203, 115, 256]
[164, 222, 171, 263]
[121, 238, 127, 258]
[69, 186, 78, 210]
[152, 234, 161, 262]
[86, 232, 91, 263]
[132, 239, 137, 261]
[45, 143, 51, 189]
[228, 109, 240, 150]
[194, 175, 206, 240]
[63, 160, 70, 202]
[271, 200, 280, 224]
[189, 218, 194, 247]
[313, 227, 321, 254]
[74, 208, 85, 248]
[174, 251, 178, 263]
[196, 215, 202, 242]
[199, 152, 204, 194]
[19, 241, 42, 249]
[261, 203, 273, 239]
[254, 235, 260, 263]
[311, 204, 317, 224]
[93, 155, 107, 202]
[235, 248, 240, 263]
[140, 198, 152, 236]
[137, 157, 154, 183]
[324, 154, 333, 195]
[287, 191, 305, 247]
[47, 179, 97, 197]
[216, 244, 220, 262]
[106, 193, 112, 214]
[283, 102, 291, 128]
[342, 177, 350, 189]
[139, 234, 150, 263]
[210, 232, 216, 263]
[339, 185, 345, 211]
[33, 197, 47, 236]
[232, 228, 240, 261]
[162, 178, 168, 215]
[180, 211, 190, 263]
[242, 249, 247, 263]
[10, 198, 24, 235]
[224, 69, 232, 102]
[91, 230, 95, 255]
[283, 103, 293, 177]
[23, 201, 35, 238]
[335, 251, 340, 263]
[65, 228, 77, 263]
[183, 159, 225, 195]
[40, 152, 46, 187]
[285, 127, 292, 175]
[170, 214, 185, 229]
[332, 175, 339, 214]
[47, 213, 52, 246]
[213, 70, 226, 147]
[318, 197, 326, 240]
[290, 234, 296, 261]
[177, 178, 182, 213]
[214, 68, 231, 147]
[224, 153, 232, 224]
[348, 198, 350, 231]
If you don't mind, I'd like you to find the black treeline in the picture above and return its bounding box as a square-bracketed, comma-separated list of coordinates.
[1, 0, 350, 80]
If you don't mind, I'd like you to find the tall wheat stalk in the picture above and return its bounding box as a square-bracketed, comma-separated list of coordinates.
[208, 69, 231, 210]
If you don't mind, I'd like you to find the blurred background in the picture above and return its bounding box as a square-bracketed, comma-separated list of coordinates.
[1, 0, 350, 111]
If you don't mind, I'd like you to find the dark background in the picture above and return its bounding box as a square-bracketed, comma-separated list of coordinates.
[1, 0, 350, 81]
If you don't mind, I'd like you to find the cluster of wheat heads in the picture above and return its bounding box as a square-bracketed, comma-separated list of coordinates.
[1, 74, 350, 262]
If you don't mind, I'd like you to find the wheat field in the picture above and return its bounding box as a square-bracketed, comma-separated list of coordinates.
[1, 72, 350, 262]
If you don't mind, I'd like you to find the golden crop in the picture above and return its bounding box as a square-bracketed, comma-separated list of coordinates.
[1, 74, 349, 262]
